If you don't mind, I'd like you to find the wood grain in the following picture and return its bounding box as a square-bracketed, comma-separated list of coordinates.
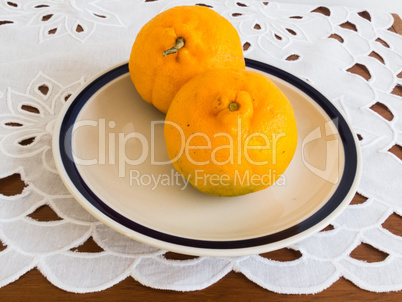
[1, 268, 401, 302]
[1, 10, 402, 301]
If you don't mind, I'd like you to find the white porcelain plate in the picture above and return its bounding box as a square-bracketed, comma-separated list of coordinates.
[53, 59, 361, 256]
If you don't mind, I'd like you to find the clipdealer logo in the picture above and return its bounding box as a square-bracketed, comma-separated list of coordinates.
[66, 117, 341, 189]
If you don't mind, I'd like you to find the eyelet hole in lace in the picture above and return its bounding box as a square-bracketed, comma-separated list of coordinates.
[388, 15, 402, 35]
[347, 63, 371, 81]
[286, 28, 296, 36]
[370, 102, 394, 121]
[48, 28, 57, 35]
[311, 6, 331, 17]
[18, 137, 36, 146]
[0, 21, 13, 26]
[64, 93, 72, 102]
[388, 144, 402, 161]
[4, 122, 23, 127]
[350, 192, 368, 205]
[76, 24, 84, 33]
[93, 13, 106, 19]
[286, 54, 300, 61]
[328, 33, 344, 43]
[369, 51, 385, 64]
[0, 173, 26, 196]
[320, 224, 335, 232]
[41, 14, 53, 22]
[243, 42, 251, 51]
[232, 13, 242, 17]
[38, 84, 49, 96]
[350, 243, 389, 263]
[254, 23, 261, 30]
[375, 38, 390, 48]
[260, 248, 302, 262]
[7, 1, 17, 7]
[27, 205, 63, 222]
[274, 34, 282, 41]
[358, 11, 371, 22]
[163, 252, 199, 260]
[0, 240, 6, 252]
[340, 21, 358, 32]
[70, 237, 105, 253]
[290, 16, 303, 19]
[356, 133, 363, 141]
[391, 84, 402, 97]
[382, 213, 402, 236]
[195, 3, 213, 8]
[34, 4, 49, 8]
[236, 2, 247, 7]
[21, 104, 40, 114]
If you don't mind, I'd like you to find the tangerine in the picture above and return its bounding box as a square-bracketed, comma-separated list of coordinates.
[129, 5, 245, 114]
[164, 69, 298, 197]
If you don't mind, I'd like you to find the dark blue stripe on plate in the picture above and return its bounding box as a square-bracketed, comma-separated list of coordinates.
[59, 59, 358, 250]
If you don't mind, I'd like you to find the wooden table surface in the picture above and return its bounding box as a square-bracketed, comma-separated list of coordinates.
[0, 12, 401, 302]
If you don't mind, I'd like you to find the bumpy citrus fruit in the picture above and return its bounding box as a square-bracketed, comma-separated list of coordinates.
[164, 69, 298, 197]
[129, 5, 245, 114]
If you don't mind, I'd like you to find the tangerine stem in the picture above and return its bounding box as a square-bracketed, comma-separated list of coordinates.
[163, 37, 185, 57]
[228, 102, 240, 111]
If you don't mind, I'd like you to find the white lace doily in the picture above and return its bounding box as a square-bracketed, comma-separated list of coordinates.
[1, 0, 402, 294]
